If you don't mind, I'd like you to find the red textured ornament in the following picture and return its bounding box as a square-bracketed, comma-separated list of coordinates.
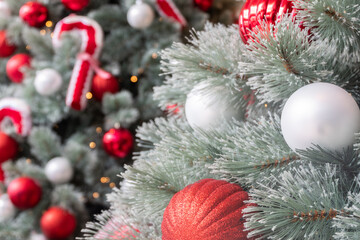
[6, 53, 32, 83]
[40, 207, 77, 240]
[102, 128, 133, 158]
[19, 2, 48, 28]
[91, 74, 119, 101]
[0, 132, 18, 163]
[239, 0, 297, 43]
[7, 177, 42, 209]
[162, 179, 254, 240]
[0, 30, 17, 58]
[194, 0, 213, 11]
[61, 0, 89, 11]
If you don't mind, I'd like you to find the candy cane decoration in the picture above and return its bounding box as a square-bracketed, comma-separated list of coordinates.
[0, 98, 32, 136]
[53, 15, 104, 110]
[156, 0, 187, 27]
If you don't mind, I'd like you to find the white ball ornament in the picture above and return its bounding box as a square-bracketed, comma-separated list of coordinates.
[29, 232, 47, 240]
[281, 82, 360, 152]
[185, 82, 243, 130]
[127, 2, 154, 29]
[34, 68, 63, 96]
[0, 1, 11, 18]
[45, 157, 73, 184]
[0, 194, 16, 222]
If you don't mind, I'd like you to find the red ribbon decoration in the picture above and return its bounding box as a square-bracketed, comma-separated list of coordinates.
[156, 0, 187, 27]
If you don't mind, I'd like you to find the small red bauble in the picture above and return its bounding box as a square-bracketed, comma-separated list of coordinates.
[0, 165, 4, 182]
[40, 207, 77, 240]
[7, 177, 42, 209]
[0, 30, 16, 58]
[6, 53, 32, 83]
[102, 128, 134, 158]
[91, 73, 119, 101]
[19, 2, 48, 28]
[239, 0, 296, 43]
[194, 0, 213, 11]
[162, 179, 254, 240]
[61, 0, 89, 11]
[0, 132, 18, 163]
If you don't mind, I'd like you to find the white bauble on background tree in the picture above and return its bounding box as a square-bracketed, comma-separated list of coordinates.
[281, 82, 360, 152]
[34, 68, 63, 96]
[0, 1, 11, 17]
[185, 82, 243, 131]
[0, 194, 16, 222]
[45, 157, 73, 184]
[127, 1, 155, 29]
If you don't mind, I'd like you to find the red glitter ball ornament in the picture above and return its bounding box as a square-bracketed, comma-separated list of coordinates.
[194, 0, 213, 11]
[0, 30, 16, 58]
[162, 178, 254, 240]
[102, 128, 134, 158]
[91, 73, 119, 101]
[61, 0, 89, 11]
[7, 177, 42, 209]
[0, 132, 18, 163]
[19, 2, 48, 28]
[238, 0, 297, 43]
[6, 53, 32, 83]
[41, 207, 77, 240]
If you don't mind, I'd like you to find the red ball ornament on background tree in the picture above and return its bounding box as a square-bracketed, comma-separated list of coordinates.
[0, 165, 4, 182]
[194, 0, 213, 11]
[162, 178, 255, 240]
[102, 128, 134, 158]
[19, 2, 48, 28]
[6, 53, 32, 83]
[7, 177, 42, 209]
[91, 73, 119, 101]
[61, 0, 89, 11]
[0, 30, 17, 58]
[239, 0, 296, 43]
[0, 132, 18, 163]
[40, 207, 77, 240]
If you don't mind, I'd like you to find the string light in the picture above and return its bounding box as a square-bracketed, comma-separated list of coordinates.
[152, 53, 158, 59]
[264, 103, 268, 108]
[40, 29, 46, 35]
[26, 45, 31, 50]
[130, 76, 138, 83]
[26, 159, 32, 164]
[109, 182, 116, 188]
[93, 192, 100, 199]
[138, 68, 144, 74]
[45, 21, 53, 28]
[89, 142, 96, 149]
[50, 32, 54, 38]
[86, 92, 93, 99]
[96, 127, 102, 133]
[114, 122, 120, 129]
[100, 177, 110, 183]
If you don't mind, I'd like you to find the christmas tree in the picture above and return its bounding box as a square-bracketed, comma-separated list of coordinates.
[81, 0, 360, 239]
[0, 0, 240, 239]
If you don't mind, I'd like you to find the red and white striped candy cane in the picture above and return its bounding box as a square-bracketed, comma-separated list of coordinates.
[0, 98, 32, 136]
[156, 0, 187, 27]
[53, 15, 104, 111]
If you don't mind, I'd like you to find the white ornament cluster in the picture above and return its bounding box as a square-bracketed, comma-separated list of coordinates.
[34, 68, 63, 96]
[127, 2, 154, 29]
[45, 157, 73, 184]
[281, 82, 360, 152]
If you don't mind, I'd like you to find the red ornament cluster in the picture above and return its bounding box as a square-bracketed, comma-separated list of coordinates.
[40, 207, 77, 240]
[0, 132, 18, 163]
[194, 0, 213, 11]
[6, 53, 32, 83]
[19, 2, 48, 28]
[91, 73, 119, 101]
[61, 0, 89, 11]
[102, 128, 133, 158]
[0, 30, 17, 58]
[239, 0, 296, 43]
[7, 177, 42, 209]
[162, 179, 254, 240]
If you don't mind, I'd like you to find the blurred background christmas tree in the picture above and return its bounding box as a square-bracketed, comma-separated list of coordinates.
[0, 0, 242, 239]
